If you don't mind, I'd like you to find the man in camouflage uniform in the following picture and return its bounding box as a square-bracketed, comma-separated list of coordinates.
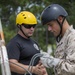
[40, 4, 75, 75]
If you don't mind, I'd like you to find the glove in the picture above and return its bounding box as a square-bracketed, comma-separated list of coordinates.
[40, 51, 60, 68]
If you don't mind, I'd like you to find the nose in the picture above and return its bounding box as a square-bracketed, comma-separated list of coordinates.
[30, 27, 34, 30]
[48, 25, 52, 31]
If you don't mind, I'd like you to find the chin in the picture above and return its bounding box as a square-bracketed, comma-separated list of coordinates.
[53, 33, 58, 37]
[54, 34, 57, 37]
[29, 35, 32, 37]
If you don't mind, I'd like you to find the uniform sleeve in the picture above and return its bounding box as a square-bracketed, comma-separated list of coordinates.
[6, 41, 20, 60]
[56, 33, 75, 75]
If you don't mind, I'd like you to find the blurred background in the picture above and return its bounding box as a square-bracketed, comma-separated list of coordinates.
[0, 0, 75, 75]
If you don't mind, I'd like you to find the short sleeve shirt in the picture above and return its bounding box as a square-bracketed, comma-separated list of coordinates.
[7, 34, 40, 75]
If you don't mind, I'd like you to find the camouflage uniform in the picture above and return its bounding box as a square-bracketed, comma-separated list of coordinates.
[54, 25, 75, 75]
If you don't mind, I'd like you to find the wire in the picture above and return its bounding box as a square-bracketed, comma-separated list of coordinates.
[6, 53, 43, 75]
[28, 53, 43, 72]
[9, 61, 32, 75]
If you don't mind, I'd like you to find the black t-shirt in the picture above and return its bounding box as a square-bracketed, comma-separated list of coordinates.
[6, 34, 40, 75]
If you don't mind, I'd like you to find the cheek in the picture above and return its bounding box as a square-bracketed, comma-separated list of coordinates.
[23, 29, 28, 34]
[55, 26, 61, 33]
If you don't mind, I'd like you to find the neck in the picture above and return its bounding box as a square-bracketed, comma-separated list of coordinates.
[18, 30, 29, 39]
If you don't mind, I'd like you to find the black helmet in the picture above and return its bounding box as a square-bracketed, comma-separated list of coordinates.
[41, 4, 68, 25]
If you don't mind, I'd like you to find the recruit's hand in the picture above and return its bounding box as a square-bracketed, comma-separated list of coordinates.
[32, 63, 48, 75]
[40, 51, 60, 68]
[37, 63, 48, 75]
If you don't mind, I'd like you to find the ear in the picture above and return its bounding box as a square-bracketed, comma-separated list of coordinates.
[58, 16, 63, 23]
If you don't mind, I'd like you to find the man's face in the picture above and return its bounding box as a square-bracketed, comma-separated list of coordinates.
[22, 25, 36, 37]
[47, 20, 61, 37]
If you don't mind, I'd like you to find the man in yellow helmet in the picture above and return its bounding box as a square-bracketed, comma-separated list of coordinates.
[6, 11, 48, 75]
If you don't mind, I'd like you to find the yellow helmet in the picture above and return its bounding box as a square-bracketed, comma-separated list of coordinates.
[16, 11, 37, 25]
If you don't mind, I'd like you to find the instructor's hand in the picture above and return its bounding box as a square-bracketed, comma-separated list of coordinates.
[32, 63, 48, 75]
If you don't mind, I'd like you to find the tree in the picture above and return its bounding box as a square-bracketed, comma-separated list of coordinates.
[0, 0, 75, 74]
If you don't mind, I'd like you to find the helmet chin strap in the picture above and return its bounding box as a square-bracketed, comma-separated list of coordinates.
[56, 17, 65, 42]
[17, 25, 30, 38]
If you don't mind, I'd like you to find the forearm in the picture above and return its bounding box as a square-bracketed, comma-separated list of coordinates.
[40, 51, 60, 68]
[9, 61, 30, 74]
[9, 60, 46, 75]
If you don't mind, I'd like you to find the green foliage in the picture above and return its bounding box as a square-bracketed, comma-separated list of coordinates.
[1, 0, 75, 74]
[3, 25, 16, 44]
